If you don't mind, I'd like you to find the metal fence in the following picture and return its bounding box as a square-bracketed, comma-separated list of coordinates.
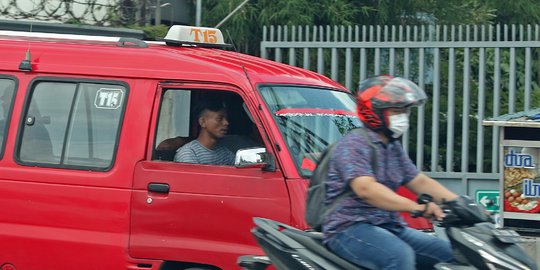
[261, 24, 540, 195]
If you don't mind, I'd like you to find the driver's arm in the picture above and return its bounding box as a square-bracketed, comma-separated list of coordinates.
[350, 176, 425, 212]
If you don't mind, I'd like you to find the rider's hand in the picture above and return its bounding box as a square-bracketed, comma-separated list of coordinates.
[423, 202, 445, 220]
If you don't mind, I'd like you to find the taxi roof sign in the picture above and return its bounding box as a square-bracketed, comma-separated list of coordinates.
[164, 25, 230, 48]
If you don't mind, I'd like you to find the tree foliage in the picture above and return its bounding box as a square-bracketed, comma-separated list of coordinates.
[191, 0, 540, 55]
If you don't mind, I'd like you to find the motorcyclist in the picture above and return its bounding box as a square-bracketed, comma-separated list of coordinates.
[323, 75, 459, 270]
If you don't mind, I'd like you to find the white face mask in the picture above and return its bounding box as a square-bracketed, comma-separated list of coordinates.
[388, 113, 409, 138]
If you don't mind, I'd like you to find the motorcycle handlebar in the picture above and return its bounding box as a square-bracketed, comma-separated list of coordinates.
[410, 193, 493, 226]
[410, 193, 434, 218]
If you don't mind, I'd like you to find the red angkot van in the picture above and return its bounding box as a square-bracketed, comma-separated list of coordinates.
[0, 24, 430, 270]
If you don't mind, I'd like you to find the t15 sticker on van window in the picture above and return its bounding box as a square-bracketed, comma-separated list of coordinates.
[95, 88, 124, 109]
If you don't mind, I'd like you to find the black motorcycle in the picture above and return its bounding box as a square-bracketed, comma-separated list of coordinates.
[238, 195, 537, 270]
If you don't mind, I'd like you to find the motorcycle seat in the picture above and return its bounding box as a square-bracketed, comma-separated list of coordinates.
[282, 229, 372, 269]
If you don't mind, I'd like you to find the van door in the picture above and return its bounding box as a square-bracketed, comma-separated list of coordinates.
[1, 77, 135, 270]
[129, 86, 290, 269]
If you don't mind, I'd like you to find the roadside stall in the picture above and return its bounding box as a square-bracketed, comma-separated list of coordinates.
[484, 108, 540, 234]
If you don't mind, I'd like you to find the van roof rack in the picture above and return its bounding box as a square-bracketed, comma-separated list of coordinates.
[0, 19, 144, 40]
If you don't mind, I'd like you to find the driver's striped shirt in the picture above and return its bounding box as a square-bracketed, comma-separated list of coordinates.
[174, 140, 235, 166]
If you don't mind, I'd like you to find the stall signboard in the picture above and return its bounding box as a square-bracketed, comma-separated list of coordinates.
[502, 146, 540, 214]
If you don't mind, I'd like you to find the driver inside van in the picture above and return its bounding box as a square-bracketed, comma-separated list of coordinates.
[174, 98, 235, 166]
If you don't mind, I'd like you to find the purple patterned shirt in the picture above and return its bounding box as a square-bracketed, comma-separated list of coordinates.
[322, 128, 419, 242]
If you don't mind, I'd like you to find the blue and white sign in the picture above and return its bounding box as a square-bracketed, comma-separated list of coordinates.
[504, 150, 535, 168]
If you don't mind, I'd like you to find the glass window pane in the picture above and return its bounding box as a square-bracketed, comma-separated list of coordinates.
[20, 82, 76, 164]
[154, 90, 193, 161]
[0, 78, 16, 157]
[64, 83, 126, 168]
[19, 81, 126, 170]
[259, 86, 362, 177]
[156, 90, 191, 144]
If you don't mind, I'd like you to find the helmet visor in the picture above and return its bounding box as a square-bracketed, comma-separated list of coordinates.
[363, 77, 427, 109]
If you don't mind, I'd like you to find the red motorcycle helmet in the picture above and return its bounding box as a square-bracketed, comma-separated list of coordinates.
[356, 75, 427, 131]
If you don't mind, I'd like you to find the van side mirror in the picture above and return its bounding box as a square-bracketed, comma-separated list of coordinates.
[235, 147, 268, 168]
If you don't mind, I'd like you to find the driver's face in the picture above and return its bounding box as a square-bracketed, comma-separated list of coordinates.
[200, 109, 229, 139]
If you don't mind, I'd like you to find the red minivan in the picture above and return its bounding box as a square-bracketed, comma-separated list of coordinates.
[0, 25, 430, 270]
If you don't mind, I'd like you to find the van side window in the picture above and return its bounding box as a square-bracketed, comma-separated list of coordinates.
[153, 89, 263, 164]
[0, 78, 16, 158]
[154, 90, 191, 161]
[18, 81, 127, 170]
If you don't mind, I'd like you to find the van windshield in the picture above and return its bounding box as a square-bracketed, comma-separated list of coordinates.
[259, 85, 362, 177]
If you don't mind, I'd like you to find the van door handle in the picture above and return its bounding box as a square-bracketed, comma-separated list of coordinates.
[148, 183, 170, 193]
